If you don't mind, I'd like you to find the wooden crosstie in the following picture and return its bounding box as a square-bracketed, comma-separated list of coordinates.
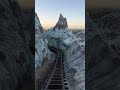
[41, 47, 69, 90]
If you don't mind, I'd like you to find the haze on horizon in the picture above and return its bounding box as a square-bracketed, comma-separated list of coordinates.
[35, 0, 85, 30]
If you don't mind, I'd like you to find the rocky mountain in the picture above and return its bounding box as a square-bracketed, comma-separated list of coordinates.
[76, 30, 85, 38]
[0, 0, 34, 90]
[53, 14, 68, 30]
[35, 13, 57, 90]
[45, 14, 85, 90]
[75, 31, 85, 51]
[86, 12, 120, 90]
[35, 13, 44, 33]
[35, 13, 51, 68]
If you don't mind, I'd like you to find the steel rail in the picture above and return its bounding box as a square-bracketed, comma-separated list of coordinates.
[41, 47, 68, 90]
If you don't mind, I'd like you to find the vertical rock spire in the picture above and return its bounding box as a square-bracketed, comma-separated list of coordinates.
[54, 13, 68, 30]
[59, 13, 64, 19]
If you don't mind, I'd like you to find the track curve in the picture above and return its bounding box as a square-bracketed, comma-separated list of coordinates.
[41, 47, 69, 90]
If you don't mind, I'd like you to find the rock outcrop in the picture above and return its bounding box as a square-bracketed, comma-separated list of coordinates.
[45, 14, 85, 90]
[35, 13, 56, 90]
[77, 31, 85, 47]
[0, 0, 34, 90]
[53, 14, 68, 30]
[86, 12, 120, 90]
[35, 13, 44, 33]
[35, 13, 51, 68]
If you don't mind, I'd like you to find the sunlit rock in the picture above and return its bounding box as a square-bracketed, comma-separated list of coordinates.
[35, 13, 51, 68]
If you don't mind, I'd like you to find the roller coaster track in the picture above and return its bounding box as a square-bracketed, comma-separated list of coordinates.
[41, 47, 69, 90]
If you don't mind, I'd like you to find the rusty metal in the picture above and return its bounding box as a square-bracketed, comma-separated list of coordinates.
[41, 47, 68, 90]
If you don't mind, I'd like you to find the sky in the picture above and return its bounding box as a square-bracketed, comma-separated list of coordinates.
[35, 0, 85, 29]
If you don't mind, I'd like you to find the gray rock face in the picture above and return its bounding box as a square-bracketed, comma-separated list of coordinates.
[35, 13, 44, 33]
[86, 12, 120, 90]
[46, 29, 85, 90]
[98, 13, 120, 33]
[76, 31, 85, 44]
[76, 31, 85, 38]
[35, 13, 51, 68]
[35, 13, 56, 90]
[53, 14, 68, 30]
[45, 15, 85, 90]
[0, 0, 34, 90]
[97, 13, 120, 55]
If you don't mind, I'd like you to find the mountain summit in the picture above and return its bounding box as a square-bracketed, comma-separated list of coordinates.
[54, 13, 68, 30]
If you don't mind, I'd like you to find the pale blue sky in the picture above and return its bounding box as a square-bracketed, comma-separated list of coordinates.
[35, 0, 85, 29]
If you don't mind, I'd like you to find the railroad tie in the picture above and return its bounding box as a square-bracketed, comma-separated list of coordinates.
[41, 48, 69, 90]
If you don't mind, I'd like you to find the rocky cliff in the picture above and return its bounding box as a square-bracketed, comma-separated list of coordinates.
[35, 13, 56, 90]
[35, 13, 51, 68]
[0, 0, 34, 90]
[45, 14, 85, 90]
[86, 12, 120, 90]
